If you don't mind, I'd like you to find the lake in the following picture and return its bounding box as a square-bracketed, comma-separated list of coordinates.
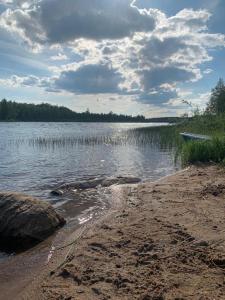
[0, 122, 181, 229]
[0, 122, 179, 197]
[0, 122, 181, 259]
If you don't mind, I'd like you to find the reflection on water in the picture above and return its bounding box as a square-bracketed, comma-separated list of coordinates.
[0, 122, 181, 260]
[0, 122, 180, 201]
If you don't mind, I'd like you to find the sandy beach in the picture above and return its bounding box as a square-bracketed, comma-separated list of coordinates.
[3, 164, 225, 299]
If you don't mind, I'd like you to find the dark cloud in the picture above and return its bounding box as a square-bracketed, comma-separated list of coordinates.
[140, 36, 187, 64]
[3, 0, 156, 44]
[138, 89, 178, 104]
[21, 75, 39, 86]
[55, 64, 123, 94]
[139, 66, 197, 90]
[102, 45, 118, 55]
[138, 35, 209, 71]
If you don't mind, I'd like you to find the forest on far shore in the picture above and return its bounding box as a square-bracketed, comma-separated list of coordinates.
[0, 99, 180, 123]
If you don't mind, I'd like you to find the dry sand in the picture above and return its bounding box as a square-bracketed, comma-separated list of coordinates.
[4, 165, 225, 299]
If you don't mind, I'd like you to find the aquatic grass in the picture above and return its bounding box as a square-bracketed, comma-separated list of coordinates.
[8, 125, 182, 170]
[181, 137, 225, 165]
[24, 115, 225, 165]
[130, 125, 182, 148]
[9, 125, 181, 150]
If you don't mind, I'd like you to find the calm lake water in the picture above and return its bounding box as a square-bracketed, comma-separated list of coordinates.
[0, 122, 181, 259]
[0, 122, 180, 201]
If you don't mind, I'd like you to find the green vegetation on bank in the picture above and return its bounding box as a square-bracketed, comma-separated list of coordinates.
[177, 79, 225, 165]
[181, 138, 225, 165]
[178, 79, 225, 137]
[133, 78, 225, 165]
[178, 78, 225, 165]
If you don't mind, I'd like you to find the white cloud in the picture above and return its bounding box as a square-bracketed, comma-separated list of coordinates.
[168, 9, 211, 32]
[0, 2, 224, 110]
[203, 68, 213, 74]
[50, 53, 68, 61]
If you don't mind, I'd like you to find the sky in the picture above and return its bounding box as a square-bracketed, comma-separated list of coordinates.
[0, 0, 225, 117]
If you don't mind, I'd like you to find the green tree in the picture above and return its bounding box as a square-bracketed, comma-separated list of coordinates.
[206, 78, 225, 114]
[0, 99, 9, 120]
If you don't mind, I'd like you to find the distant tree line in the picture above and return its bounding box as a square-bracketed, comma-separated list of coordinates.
[0, 99, 183, 123]
[3, 79, 225, 123]
[0, 99, 147, 122]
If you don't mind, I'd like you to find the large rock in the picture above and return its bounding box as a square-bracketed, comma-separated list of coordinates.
[0, 192, 65, 252]
[51, 176, 141, 196]
[101, 176, 141, 187]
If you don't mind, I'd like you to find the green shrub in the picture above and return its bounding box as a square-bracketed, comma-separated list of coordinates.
[181, 137, 225, 165]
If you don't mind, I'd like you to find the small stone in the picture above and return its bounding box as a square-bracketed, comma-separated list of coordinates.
[59, 269, 71, 278]
[51, 189, 64, 196]
[92, 287, 102, 295]
[194, 241, 209, 247]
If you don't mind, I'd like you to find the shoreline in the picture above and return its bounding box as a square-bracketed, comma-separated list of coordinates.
[3, 165, 225, 299]
[0, 181, 128, 300]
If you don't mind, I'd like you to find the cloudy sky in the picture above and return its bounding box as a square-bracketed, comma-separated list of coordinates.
[0, 0, 225, 117]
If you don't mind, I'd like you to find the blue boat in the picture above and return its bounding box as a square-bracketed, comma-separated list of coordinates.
[180, 132, 211, 141]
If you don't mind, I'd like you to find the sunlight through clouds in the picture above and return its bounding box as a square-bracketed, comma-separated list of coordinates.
[0, 0, 225, 117]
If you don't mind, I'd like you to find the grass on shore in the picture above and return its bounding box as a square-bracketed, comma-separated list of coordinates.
[177, 114, 225, 137]
[178, 115, 225, 165]
[134, 114, 225, 166]
[181, 138, 225, 165]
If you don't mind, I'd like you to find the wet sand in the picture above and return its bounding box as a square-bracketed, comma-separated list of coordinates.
[3, 165, 225, 299]
[0, 184, 120, 300]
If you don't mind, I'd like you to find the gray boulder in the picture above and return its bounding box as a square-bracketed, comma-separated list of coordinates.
[51, 176, 141, 196]
[0, 192, 65, 252]
[101, 176, 141, 187]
